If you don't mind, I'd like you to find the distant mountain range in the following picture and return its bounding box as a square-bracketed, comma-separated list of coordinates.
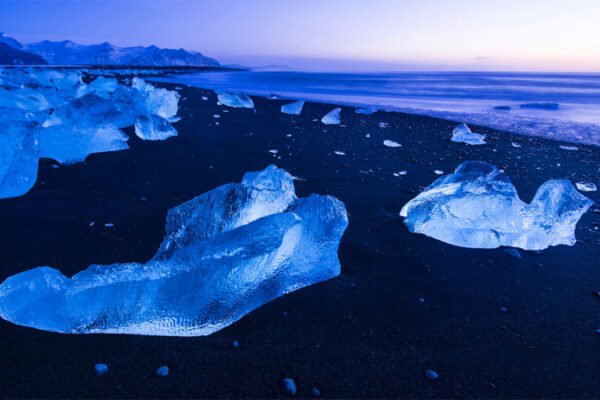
[0, 42, 47, 65]
[0, 32, 220, 67]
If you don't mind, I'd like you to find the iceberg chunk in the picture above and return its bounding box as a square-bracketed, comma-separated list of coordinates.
[132, 78, 180, 119]
[451, 123, 486, 145]
[216, 91, 254, 109]
[400, 161, 593, 250]
[134, 115, 178, 141]
[39, 124, 129, 165]
[281, 100, 305, 115]
[0, 122, 39, 199]
[0, 165, 348, 336]
[321, 108, 341, 125]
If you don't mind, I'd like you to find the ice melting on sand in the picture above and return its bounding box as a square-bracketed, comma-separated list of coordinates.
[134, 115, 178, 141]
[281, 100, 305, 115]
[576, 182, 597, 192]
[321, 108, 341, 125]
[216, 91, 254, 109]
[0, 165, 348, 336]
[383, 140, 401, 148]
[0, 68, 180, 198]
[451, 123, 486, 145]
[400, 161, 593, 250]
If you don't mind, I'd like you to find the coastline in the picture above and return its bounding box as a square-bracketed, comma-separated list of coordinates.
[0, 83, 599, 398]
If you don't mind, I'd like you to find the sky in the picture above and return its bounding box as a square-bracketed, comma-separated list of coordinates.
[0, 0, 599, 72]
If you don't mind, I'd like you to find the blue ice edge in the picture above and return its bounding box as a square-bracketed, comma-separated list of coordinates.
[0, 165, 348, 336]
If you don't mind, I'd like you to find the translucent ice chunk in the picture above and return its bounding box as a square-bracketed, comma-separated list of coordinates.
[0, 165, 348, 336]
[576, 182, 597, 192]
[281, 100, 305, 115]
[0, 122, 39, 199]
[400, 161, 593, 250]
[216, 91, 254, 109]
[39, 124, 129, 164]
[321, 108, 341, 125]
[134, 115, 178, 141]
[451, 123, 486, 145]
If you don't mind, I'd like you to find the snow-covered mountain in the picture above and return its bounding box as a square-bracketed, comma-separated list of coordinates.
[0, 33, 220, 67]
[0, 42, 47, 65]
[25, 40, 220, 67]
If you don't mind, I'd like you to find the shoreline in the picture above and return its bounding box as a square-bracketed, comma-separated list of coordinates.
[0, 83, 599, 398]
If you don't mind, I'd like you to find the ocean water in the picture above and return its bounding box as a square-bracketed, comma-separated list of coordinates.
[154, 71, 600, 146]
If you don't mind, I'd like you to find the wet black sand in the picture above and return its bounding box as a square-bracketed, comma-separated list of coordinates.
[1, 83, 599, 398]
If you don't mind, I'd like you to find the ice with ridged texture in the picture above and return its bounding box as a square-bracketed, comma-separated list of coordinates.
[0, 122, 39, 199]
[451, 123, 486, 145]
[0, 68, 181, 198]
[281, 100, 305, 115]
[40, 124, 129, 165]
[216, 91, 254, 109]
[321, 108, 341, 125]
[400, 161, 593, 250]
[0, 165, 348, 336]
[134, 115, 178, 141]
[132, 78, 180, 119]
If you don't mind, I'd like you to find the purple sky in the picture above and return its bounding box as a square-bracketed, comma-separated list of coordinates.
[1, 0, 599, 71]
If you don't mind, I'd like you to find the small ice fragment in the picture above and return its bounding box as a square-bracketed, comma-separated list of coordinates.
[560, 145, 579, 151]
[156, 366, 169, 377]
[216, 91, 254, 109]
[213, 114, 220, 119]
[311, 387, 321, 397]
[321, 108, 341, 125]
[425, 370, 439, 381]
[281, 100, 305, 115]
[134, 115, 178, 141]
[282, 378, 297, 395]
[355, 106, 377, 115]
[511, 142, 521, 148]
[334, 151, 345, 156]
[232, 340, 240, 348]
[378, 122, 389, 128]
[451, 123, 486, 145]
[269, 149, 278, 154]
[434, 170, 444, 175]
[104, 223, 114, 228]
[95, 363, 108, 375]
[576, 182, 597, 192]
[383, 140, 401, 148]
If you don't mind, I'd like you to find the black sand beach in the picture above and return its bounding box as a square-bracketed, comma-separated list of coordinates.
[1, 83, 599, 398]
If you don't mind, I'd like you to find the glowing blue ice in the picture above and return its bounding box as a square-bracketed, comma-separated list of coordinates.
[0, 165, 348, 336]
[281, 100, 305, 115]
[216, 91, 254, 109]
[451, 123, 486, 145]
[400, 161, 593, 250]
[321, 108, 341, 125]
[0, 68, 181, 198]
